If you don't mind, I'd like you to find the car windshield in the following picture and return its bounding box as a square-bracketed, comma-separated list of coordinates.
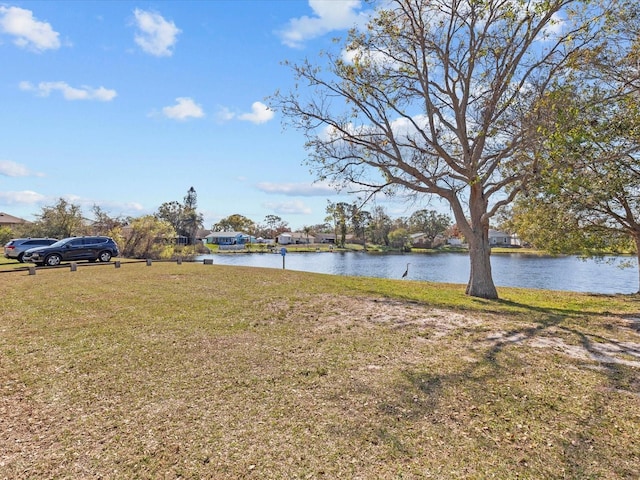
[48, 238, 74, 248]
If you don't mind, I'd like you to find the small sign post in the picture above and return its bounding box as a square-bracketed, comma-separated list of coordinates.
[280, 247, 287, 269]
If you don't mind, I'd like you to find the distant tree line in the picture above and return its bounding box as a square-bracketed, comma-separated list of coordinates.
[211, 202, 454, 251]
[3, 189, 458, 259]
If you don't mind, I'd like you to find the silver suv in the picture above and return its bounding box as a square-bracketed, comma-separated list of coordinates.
[4, 238, 58, 262]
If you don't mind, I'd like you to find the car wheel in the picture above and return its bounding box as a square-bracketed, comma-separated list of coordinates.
[98, 251, 112, 262]
[45, 254, 62, 266]
[17, 253, 24, 262]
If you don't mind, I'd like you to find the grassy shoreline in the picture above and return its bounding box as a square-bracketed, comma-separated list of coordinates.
[1, 261, 639, 478]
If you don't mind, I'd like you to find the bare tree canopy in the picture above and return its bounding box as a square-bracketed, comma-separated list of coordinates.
[156, 188, 204, 244]
[272, 0, 618, 298]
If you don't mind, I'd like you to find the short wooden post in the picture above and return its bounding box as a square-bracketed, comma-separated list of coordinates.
[70, 263, 77, 272]
[114, 261, 121, 268]
[177, 257, 182, 265]
[146, 259, 152, 266]
[28, 266, 36, 275]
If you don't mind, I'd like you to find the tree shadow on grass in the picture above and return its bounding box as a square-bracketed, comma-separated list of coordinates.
[365, 298, 640, 476]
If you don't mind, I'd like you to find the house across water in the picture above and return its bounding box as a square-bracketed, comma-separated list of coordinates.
[204, 231, 252, 245]
[488, 229, 521, 247]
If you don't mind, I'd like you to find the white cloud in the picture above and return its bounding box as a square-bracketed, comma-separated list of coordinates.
[263, 199, 312, 215]
[238, 102, 274, 124]
[162, 97, 205, 121]
[215, 106, 236, 123]
[256, 181, 336, 197]
[278, 0, 369, 48]
[0, 190, 46, 205]
[341, 45, 400, 70]
[0, 6, 60, 52]
[133, 9, 180, 57]
[19, 81, 117, 101]
[218, 102, 274, 124]
[538, 11, 565, 41]
[0, 190, 145, 218]
[0, 160, 44, 177]
[116, 201, 144, 212]
[71, 196, 145, 214]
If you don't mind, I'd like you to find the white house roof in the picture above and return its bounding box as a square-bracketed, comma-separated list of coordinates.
[278, 231, 315, 239]
[205, 231, 246, 238]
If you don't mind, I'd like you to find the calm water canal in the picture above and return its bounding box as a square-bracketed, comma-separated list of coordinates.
[198, 251, 638, 295]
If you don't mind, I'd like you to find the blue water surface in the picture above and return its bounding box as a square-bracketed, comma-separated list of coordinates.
[198, 251, 638, 295]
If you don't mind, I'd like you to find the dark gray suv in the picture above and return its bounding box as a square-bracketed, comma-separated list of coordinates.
[4, 238, 58, 262]
[22, 236, 119, 266]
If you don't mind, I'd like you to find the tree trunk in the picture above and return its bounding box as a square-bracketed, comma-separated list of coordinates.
[635, 235, 640, 294]
[461, 185, 499, 299]
[465, 227, 499, 299]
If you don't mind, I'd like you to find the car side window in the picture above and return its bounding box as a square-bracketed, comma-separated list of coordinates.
[69, 239, 84, 246]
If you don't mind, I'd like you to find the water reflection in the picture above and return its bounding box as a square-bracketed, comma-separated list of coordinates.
[197, 251, 637, 295]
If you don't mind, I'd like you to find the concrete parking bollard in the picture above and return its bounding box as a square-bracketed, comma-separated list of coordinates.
[115, 261, 121, 268]
[203, 259, 213, 265]
[70, 263, 77, 272]
[146, 259, 152, 266]
[177, 257, 182, 265]
[28, 266, 36, 275]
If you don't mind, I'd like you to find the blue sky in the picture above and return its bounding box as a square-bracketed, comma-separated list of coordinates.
[0, 0, 437, 230]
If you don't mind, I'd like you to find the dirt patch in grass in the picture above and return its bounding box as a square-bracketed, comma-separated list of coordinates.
[314, 294, 640, 368]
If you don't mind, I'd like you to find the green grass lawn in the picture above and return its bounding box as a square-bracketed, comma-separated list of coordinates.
[1, 260, 639, 478]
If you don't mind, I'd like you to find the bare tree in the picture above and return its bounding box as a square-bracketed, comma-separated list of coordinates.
[272, 0, 613, 298]
[32, 198, 85, 238]
[156, 188, 203, 245]
[156, 201, 184, 235]
[262, 214, 289, 238]
[91, 205, 125, 237]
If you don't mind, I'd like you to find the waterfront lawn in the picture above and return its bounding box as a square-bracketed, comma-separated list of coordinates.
[1, 262, 638, 478]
